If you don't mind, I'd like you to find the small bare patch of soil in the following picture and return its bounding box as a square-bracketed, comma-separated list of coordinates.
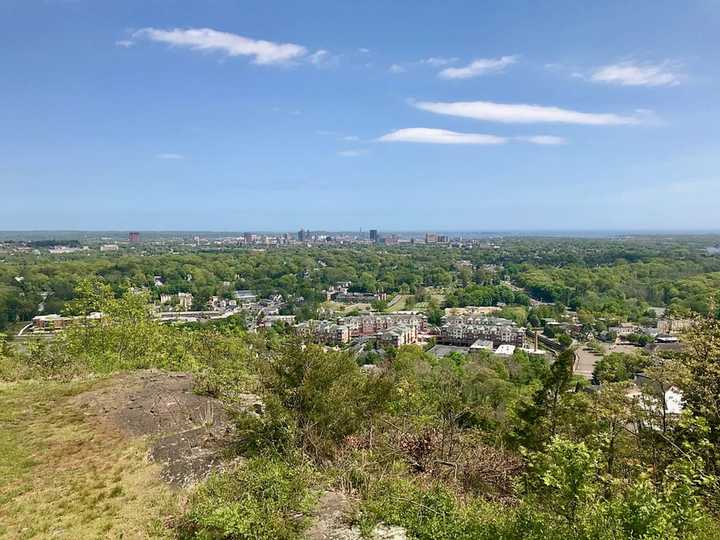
[305, 491, 407, 540]
[73, 370, 248, 488]
[307, 491, 360, 540]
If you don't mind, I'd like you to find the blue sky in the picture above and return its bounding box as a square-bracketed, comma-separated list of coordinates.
[2, 0, 719, 231]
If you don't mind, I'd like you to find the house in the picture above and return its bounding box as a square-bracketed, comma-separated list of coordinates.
[640, 327, 660, 339]
[656, 318, 692, 335]
[234, 290, 257, 303]
[609, 322, 640, 337]
[626, 381, 684, 416]
[258, 315, 296, 328]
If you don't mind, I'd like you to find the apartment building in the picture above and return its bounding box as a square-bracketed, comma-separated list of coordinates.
[439, 315, 525, 347]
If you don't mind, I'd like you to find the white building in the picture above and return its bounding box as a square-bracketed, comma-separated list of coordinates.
[494, 344, 516, 356]
[177, 292, 194, 310]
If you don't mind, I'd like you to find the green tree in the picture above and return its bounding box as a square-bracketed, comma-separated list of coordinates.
[511, 349, 575, 449]
[526, 436, 601, 530]
[682, 316, 720, 453]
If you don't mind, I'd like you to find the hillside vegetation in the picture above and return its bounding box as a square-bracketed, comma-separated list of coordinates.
[2, 275, 720, 538]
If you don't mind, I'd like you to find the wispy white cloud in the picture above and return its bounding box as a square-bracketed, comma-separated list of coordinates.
[590, 61, 683, 87]
[132, 27, 308, 65]
[421, 57, 458, 67]
[438, 55, 518, 79]
[338, 149, 367, 157]
[378, 128, 507, 145]
[343, 135, 360, 141]
[156, 153, 185, 160]
[115, 39, 134, 48]
[387, 57, 458, 74]
[358, 47, 370, 53]
[413, 100, 642, 125]
[308, 49, 329, 64]
[516, 135, 567, 145]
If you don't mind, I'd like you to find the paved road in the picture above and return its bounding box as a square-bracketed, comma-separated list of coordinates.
[16, 322, 33, 337]
[574, 345, 602, 380]
[573, 342, 643, 380]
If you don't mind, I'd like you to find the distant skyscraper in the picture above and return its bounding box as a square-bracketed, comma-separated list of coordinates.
[369, 229, 378, 242]
[128, 231, 140, 243]
[298, 229, 306, 241]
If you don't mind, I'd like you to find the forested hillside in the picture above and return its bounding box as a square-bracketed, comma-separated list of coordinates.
[3, 237, 720, 330]
[2, 237, 720, 539]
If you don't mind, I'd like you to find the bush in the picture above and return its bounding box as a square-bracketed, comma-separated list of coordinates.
[233, 397, 298, 457]
[258, 341, 392, 459]
[177, 457, 317, 540]
[359, 477, 508, 540]
[0, 338, 82, 381]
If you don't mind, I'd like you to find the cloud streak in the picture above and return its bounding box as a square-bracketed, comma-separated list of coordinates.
[307, 49, 329, 65]
[156, 153, 185, 160]
[413, 100, 641, 125]
[516, 135, 566, 145]
[591, 61, 683, 87]
[378, 128, 568, 146]
[438, 55, 517, 79]
[378, 128, 507, 145]
[422, 57, 458, 67]
[133, 27, 308, 65]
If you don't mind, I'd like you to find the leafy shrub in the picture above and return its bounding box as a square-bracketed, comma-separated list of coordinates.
[177, 457, 316, 540]
[233, 396, 298, 457]
[257, 341, 392, 459]
[359, 477, 508, 540]
[0, 338, 82, 381]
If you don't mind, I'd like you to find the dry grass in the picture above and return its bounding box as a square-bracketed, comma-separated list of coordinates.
[0, 378, 178, 539]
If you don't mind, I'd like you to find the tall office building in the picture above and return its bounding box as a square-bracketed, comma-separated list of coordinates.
[128, 231, 140, 243]
[298, 229, 306, 241]
[369, 229, 378, 242]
